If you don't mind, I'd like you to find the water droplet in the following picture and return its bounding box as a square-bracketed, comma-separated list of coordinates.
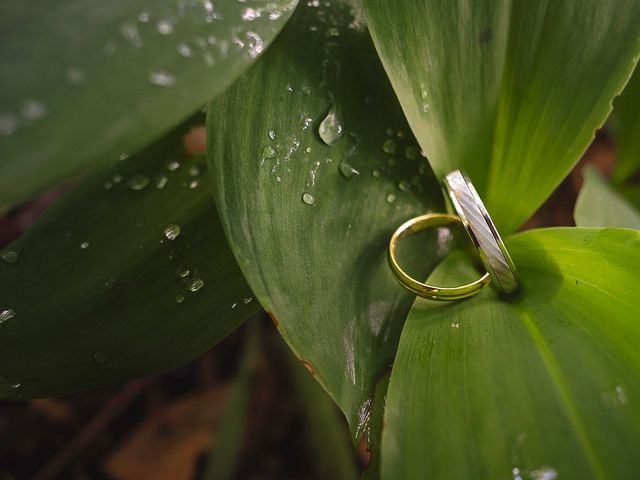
[420, 82, 429, 112]
[112, 174, 123, 183]
[0, 309, 16, 324]
[1, 251, 18, 264]
[450, 322, 460, 328]
[243, 297, 253, 304]
[0, 112, 17, 136]
[326, 26, 340, 37]
[189, 165, 204, 176]
[382, 138, 397, 154]
[138, 10, 150, 22]
[371, 169, 381, 178]
[128, 174, 150, 190]
[530, 467, 558, 480]
[305, 147, 312, 154]
[268, 130, 276, 140]
[164, 224, 181, 241]
[302, 192, 315, 205]
[177, 265, 190, 278]
[339, 162, 360, 179]
[419, 163, 429, 175]
[189, 179, 199, 189]
[231, 302, 238, 309]
[149, 69, 176, 87]
[121, 23, 143, 47]
[21, 99, 46, 120]
[8, 382, 21, 389]
[203, 52, 215, 67]
[397, 130, 406, 139]
[242, 7, 261, 21]
[65, 67, 86, 85]
[405, 146, 418, 160]
[386, 193, 396, 204]
[155, 175, 168, 189]
[93, 351, 108, 364]
[177, 42, 193, 57]
[188, 278, 204, 292]
[166, 160, 180, 171]
[603, 384, 628, 406]
[385, 127, 393, 136]
[156, 19, 174, 35]
[318, 105, 344, 146]
[398, 180, 411, 192]
[80, 241, 90, 249]
[262, 145, 277, 160]
[176, 294, 186, 304]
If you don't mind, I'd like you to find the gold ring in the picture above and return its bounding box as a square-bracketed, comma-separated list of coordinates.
[388, 213, 490, 301]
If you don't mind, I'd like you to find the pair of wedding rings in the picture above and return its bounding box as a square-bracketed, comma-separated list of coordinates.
[388, 170, 520, 301]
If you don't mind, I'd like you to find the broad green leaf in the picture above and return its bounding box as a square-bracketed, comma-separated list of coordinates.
[0, 0, 298, 208]
[611, 65, 640, 184]
[383, 228, 640, 479]
[574, 166, 640, 229]
[0, 121, 257, 399]
[363, 0, 640, 233]
[208, 0, 447, 434]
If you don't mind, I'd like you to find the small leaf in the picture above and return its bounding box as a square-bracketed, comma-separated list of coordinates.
[208, 0, 447, 434]
[575, 166, 640, 228]
[0, 0, 298, 207]
[382, 228, 640, 479]
[363, 0, 640, 233]
[0, 121, 256, 399]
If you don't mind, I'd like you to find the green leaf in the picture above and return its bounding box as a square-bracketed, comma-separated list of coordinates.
[0, 121, 257, 398]
[0, 0, 298, 208]
[202, 321, 260, 480]
[288, 336, 359, 480]
[382, 228, 640, 479]
[362, 0, 640, 233]
[611, 65, 640, 184]
[207, 0, 446, 434]
[574, 166, 640, 229]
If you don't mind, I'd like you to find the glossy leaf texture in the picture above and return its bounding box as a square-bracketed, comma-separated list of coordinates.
[611, 65, 640, 184]
[363, 0, 640, 233]
[208, 0, 448, 434]
[574, 166, 640, 229]
[383, 229, 640, 479]
[0, 122, 257, 399]
[0, 0, 298, 208]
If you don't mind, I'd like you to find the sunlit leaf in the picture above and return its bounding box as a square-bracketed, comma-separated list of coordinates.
[0, 0, 298, 207]
[383, 229, 640, 479]
[363, 0, 640, 233]
[208, 0, 447, 434]
[0, 121, 256, 398]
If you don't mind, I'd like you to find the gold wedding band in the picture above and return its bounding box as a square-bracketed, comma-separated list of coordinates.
[388, 213, 490, 301]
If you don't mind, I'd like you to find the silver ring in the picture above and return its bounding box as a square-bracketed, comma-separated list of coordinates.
[443, 170, 520, 294]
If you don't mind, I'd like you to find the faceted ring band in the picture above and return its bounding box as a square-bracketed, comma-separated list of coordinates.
[443, 170, 520, 294]
[388, 213, 491, 301]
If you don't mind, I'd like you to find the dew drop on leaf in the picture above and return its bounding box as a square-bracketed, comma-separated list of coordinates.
[302, 192, 315, 205]
[318, 105, 344, 146]
[164, 224, 181, 241]
[176, 294, 186, 304]
[128, 174, 150, 190]
[1, 250, 18, 264]
[93, 351, 108, 364]
[80, 241, 90, 249]
[0, 309, 16, 324]
[382, 138, 397, 154]
[149, 69, 176, 87]
[338, 162, 360, 179]
[176, 265, 190, 278]
[188, 278, 204, 292]
[386, 193, 396, 204]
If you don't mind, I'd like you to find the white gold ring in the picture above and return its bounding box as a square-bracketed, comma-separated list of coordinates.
[443, 170, 520, 294]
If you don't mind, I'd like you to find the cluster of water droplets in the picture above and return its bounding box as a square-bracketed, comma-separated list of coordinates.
[512, 466, 558, 480]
